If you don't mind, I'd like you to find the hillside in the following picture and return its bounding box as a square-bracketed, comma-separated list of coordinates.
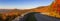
[0, 6, 49, 14]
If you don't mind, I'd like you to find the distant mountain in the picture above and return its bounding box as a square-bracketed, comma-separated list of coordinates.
[0, 9, 11, 13]
[0, 6, 49, 14]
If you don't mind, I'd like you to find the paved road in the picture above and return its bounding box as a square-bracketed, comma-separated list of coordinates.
[35, 13, 60, 21]
[12, 13, 60, 21]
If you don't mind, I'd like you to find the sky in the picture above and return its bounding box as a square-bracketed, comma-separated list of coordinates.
[0, 0, 54, 9]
